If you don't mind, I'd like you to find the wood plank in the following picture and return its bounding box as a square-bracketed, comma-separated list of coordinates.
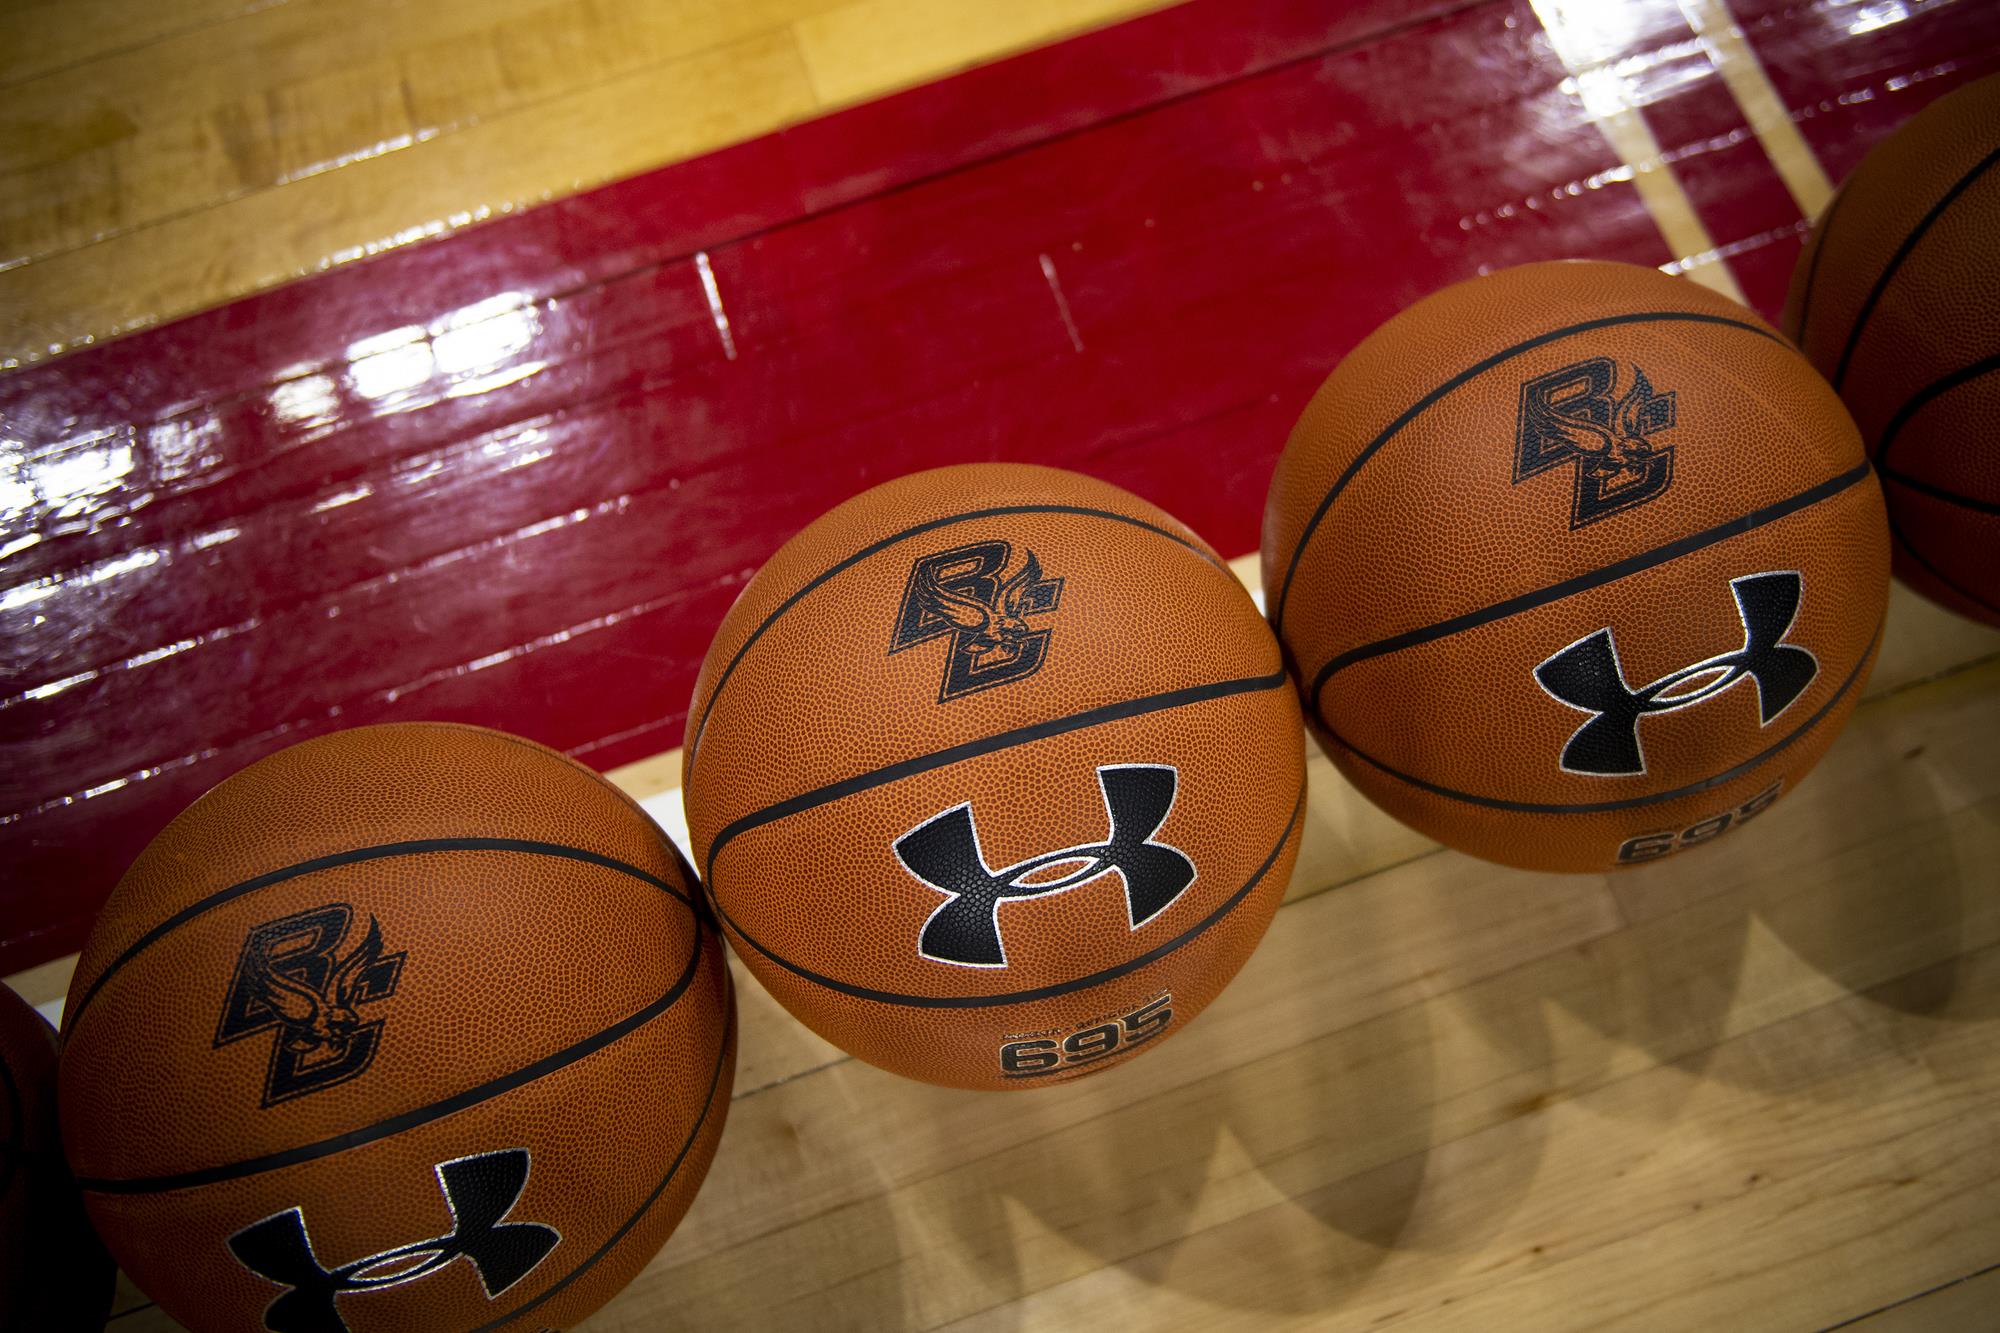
[1844, 1263, 2000, 1333]
[24, 610, 2000, 1330]
[1609, 594, 2000, 925]
[0, 29, 819, 362]
[1529, 0, 1746, 302]
[0, 0, 1196, 362]
[1676, 0, 1836, 219]
[0, 0, 269, 89]
[86, 817, 2000, 1332]
[617, 843, 1630, 1326]
[951, 937, 2000, 1331]
[633, 658, 2000, 1330]
[794, 0, 1176, 107]
[1869, 581, 2000, 697]
[0, 0, 846, 268]
[6, 6, 1992, 1329]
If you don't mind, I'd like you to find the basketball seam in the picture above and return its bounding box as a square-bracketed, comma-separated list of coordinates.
[1873, 353, 2000, 614]
[75, 921, 709, 1195]
[1325, 623, 1878, 814]
[452, 724, 697, 869]
[1881, 467, 2000, 518]
[466, 726, 714, 930]
[1874, 351, 2000, 497]
[1303, 459, 1874, 713]
[469, 990, 734, 1333]
[66, 838, 695, 1033]
[1832, 140, 2000, 391]
[685, 503, 1225, 778]
[1270, 310, 1785, 636]
[701, 670, 1288, 880]
[713, 779, 1303, 1008]
[1885, 514, 2000, 616]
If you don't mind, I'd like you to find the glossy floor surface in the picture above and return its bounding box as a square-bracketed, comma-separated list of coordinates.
[3, 1, 2000, 1329]
[7, 0, 1994, 971]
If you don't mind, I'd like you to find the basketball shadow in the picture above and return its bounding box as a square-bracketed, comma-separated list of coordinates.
[928, 866, 1565, 1320]
[637, 1066, 924, 1333]
[1749, 705, 1984, 1027]
[1352, 839, 1757, 1151]
[922, 998, 1444, 1320]
[1483, 692, 1978, 1124]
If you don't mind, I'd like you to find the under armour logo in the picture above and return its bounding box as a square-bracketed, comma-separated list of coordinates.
[1535, 571, 1819, 777]
[1516, 356, 1678, 528]
[890, 540, 1063, 701]
[894, 765, 1196, 968]
[229, 1149, 559, 1333]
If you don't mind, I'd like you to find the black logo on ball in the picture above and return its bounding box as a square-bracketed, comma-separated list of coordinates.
[1535, 571, 1818, 777]
[1517, 356, 1678, 527]
[895, 764, 1195, 967]
[228, 1148, 559, 1333]
[214, 904, 405, 1106]
[891, 540, 1063, 701]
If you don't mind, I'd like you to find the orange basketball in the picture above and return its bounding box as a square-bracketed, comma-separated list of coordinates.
[1, 984, 113, 1331]
[1784, 73, 2000, 627]
[1264, 261, 1889, 873]
[59, 723, 732, 1332]
[683, 463, 1303, 1090]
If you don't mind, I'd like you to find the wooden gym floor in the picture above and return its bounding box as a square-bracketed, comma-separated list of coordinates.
[4, 0, 1998, 1328]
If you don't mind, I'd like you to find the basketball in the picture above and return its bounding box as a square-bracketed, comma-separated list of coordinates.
[0, 985, 113, 1331]
[682, 463, 1303, 1090]
[1784, 73, 2000, 627]
[58, 723, 733, 1331]
[1264, 260, 1889, 873]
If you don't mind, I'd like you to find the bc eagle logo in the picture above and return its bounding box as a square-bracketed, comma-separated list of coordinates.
[214, 903, 405, 1106]
[1516, 356, 1679, 528]
[890, 539, 1063, 701]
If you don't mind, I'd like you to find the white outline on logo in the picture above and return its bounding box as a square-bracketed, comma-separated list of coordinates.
[893, 762, 1197, 970]
[1534, 570, 1818, 778]
[231, 1148, 562, 1304]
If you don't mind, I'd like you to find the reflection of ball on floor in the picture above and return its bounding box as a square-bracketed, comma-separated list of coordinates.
[59, 723, 732, 1331]
[1265, 260, 1888, 872]
[1785, 73, 2000, 627]
[685, 463, 1304, 1089]
[0, 983, 114, 1332]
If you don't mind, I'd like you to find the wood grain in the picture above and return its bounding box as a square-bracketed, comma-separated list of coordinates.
[794, 0, 1172, 107]
[5, 2, 1995, 1326]
[0, 0, 1182, 364]
[0, 0, 269, 89]
[0, 28, 822, 362]
[22, 568, 1998, 1332]
[1847, 1264, 2000, 1332]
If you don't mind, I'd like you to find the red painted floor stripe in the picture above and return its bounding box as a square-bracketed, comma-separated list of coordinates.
[1, 0, 1990, 967]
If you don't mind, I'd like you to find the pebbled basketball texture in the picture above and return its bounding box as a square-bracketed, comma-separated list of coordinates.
[0, 984, 113, 1332]
[59, 723, 733, 1332]
[683, 463, 1304, 1091]
[1784, 72, 2000, 627]
[1264, 261, 1889, 873]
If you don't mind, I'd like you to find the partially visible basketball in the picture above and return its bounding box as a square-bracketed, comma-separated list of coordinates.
[0, 984, 113, 1331]
[59, 723, 732, 1331]
[1784, 73, 2000, 626]
[683, 463, 1303, 1090]
[1264, 261, 1889, 873]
